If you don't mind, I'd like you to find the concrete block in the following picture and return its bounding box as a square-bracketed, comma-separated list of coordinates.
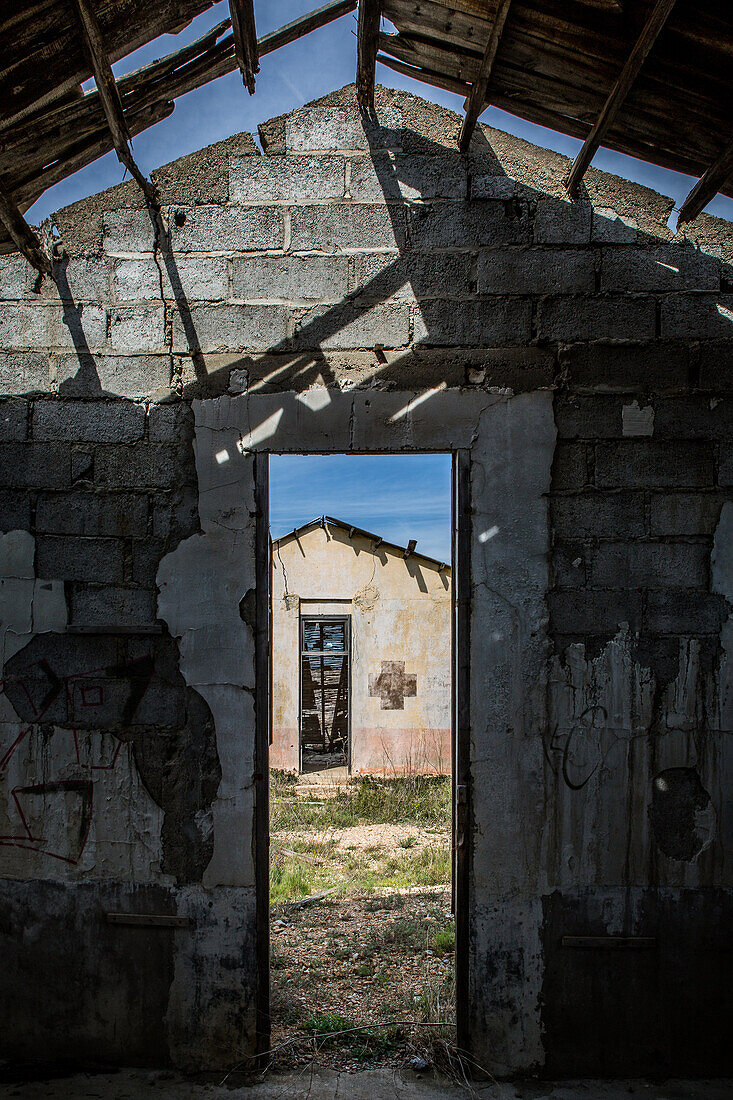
[293, 303, 409, 349]
[0, 443, 70, 488]
[349, 155, 467, 201]
[661, 295, 733, 340]
[414, 299, 532, 346]
[561, 344, 689, 393]
[170, 303, 287, 353]
[229, 155, 344, 203]
[552, 443, 591, 490]
[231, 254, 349, 301]
[649, 492, 724, 536]
[719, 444, 733, 487]
[645, 589, 728, 634]
[285, 106, 403, 152]
[152, 494, 199, 543]
[0, 490, 32, 531]
[697, 342, 733, 391]
[534, 199, 591, 244]
[0, 400, 28, 441]
[131, 539, 165, 586]
[115, 256, 229, 303]
[592, 208, 639, 243]
[652, 396, 733, 439]
[538, 296, 656, 342]
[95, 444, 193, 489]
[0, 254, 32, 299]
[551, 492, 647, 538]
[290, 205, 406, 252]
[353, 252, 472, 300]
[108, 305, 165, 353]
[591, 541, 709, 588]
[0, 352, 52, 395]
[548, 589, 643, 633]
[69, 584, 156, 626]
[552, 540, 588, 587]
[407, 201, 530, 248]
[0, 303, 106, 350]
[36, 536, 125, 583]
[169, 206, 282, 252]
[601, 246, 719, 293]
[478, 249, 595, 295]
[33, 400, 145, 443]
[554, 395, 626, 439]
[595, 441, 715, 488]
[36, 492, 149, 537]
[54, 354, 172, 399]
[470, 160, 520, 200]
[148, 403, 194, 443]
[103, 209, 156, 253]
[44, 256, 113, 301]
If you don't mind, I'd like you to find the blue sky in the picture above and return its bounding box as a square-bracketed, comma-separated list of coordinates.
[28, 1, 733, 225]
[269, 454, 452, 563]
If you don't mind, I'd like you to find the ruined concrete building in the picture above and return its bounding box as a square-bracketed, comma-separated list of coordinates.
[271, 516, 451, 775]
[0, 79, 731, 1078]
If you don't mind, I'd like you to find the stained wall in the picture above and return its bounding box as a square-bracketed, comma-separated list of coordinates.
[0, 84, 731, 1076]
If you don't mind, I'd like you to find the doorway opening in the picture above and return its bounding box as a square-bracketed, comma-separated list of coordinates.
[299, 615, 350, 774]
[259, 451, 468, 1071]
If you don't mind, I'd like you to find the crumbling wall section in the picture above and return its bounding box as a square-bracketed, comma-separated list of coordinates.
[0, 85, 731, 1075]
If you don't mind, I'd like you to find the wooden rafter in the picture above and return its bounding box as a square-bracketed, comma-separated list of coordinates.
[357, 0, 381, 110]
[678, 138, 733, 225]
[458, 0, 513, 154]
[229, 0, 259, 94]
[0, 181, 51, 273]
[73, 0, 158, 209]
[565, 0, 678, 197]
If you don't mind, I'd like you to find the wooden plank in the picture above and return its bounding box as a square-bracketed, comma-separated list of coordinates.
[678, 137, 733, 225]
[73, 0, 159, 210]
[376, 52, 470, 97]
[106, 912, 190, 928]
[229, 0, 259, 94]
[565, 0, 678, 196]
[459, 0, 513, 152]
[562, 936, 656, 948]
[0, 181, 51, 273]
[357, 0, 382, 110]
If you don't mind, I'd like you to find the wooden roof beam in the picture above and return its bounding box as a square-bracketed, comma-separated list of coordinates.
[565, 0, 678, 197]
[0, 182, 51, 273]
[678, 137, 733, 225]
[73, 0, 158, 210]
[458, 0, 513, 154]
[357, 0, 381, 110]
[229, 0, 259, 94]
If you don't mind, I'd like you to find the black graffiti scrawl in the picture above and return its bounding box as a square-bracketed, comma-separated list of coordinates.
[369, 660, 417, 710]
[0, 633, 221, 882]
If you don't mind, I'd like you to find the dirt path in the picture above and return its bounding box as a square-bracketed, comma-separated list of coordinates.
[270, 889, 455, 1072]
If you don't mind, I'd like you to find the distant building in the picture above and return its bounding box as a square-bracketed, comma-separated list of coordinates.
[270, 517, 451, 776]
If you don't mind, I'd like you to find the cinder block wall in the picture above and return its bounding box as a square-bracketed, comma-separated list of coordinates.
[0, 84, 731, 1075]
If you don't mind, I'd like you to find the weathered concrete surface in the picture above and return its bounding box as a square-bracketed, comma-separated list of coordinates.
[271, 521, 451, 774]
[1, 83, 732, 1078]
[3, 1068, 731, 1099]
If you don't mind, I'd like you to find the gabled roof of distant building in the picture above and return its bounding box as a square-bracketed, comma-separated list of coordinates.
[272, 515, 450, 573]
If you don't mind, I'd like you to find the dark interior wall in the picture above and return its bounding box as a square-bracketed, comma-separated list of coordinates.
[0, 84, 731, 1075]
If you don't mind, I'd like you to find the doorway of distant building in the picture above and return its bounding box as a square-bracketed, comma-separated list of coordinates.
[258, 450, 467, 1070]
[299, 614, 350, 773]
